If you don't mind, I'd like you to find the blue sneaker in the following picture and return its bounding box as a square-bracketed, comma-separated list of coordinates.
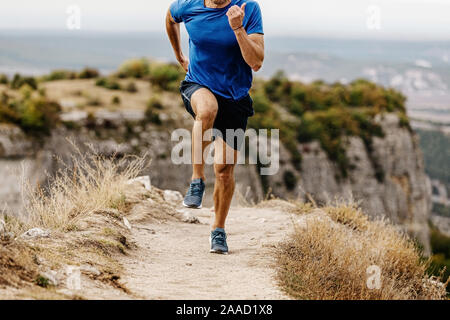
[183, 178, 205, 209]
[210, 228, 229, 255]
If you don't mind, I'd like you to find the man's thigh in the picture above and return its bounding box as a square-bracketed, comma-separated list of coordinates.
[214, 136, 238, 166]
[190, 88, 218, 118]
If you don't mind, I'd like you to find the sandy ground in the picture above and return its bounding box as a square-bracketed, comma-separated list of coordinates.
[119, 206, 293, 300]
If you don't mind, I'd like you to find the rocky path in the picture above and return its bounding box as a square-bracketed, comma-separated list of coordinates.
[119, 206, 292, 300]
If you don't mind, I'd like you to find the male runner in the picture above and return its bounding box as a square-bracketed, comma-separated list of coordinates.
[166, 0, 264, 254]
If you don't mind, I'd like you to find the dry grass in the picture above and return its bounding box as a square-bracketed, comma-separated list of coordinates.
[19, 142, 148, 232]
[277, 199, 448, 300]
[0, 143, 181, 299]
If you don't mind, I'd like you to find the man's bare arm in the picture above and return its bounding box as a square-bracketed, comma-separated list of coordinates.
[227, 4, 265, 72]
[233, 31, 264, 72]
[165, 9, 189, 72]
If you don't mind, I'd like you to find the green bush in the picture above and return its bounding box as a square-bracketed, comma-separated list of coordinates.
[0, 91, 61, 135]
[263, 71, 289, 102]
[117, 58, 150, 79]
[147, 96, 164, 110]
[11, 74, 38, 90]
[42, 70, 77, 81]
[149, 63, 184, 91]
[283, 170, 297, 191]
[78, 67, 100, 79]
[125, 82, 138, 93]
[398, 112, 411, 130]
[0, 74, 9, 85]
[145, 96, 163, 125]
[429, 225, 450, 294]
[87, 96, 102, 106]
[111, 96, 121, 105]
[96, 77, 121, 90]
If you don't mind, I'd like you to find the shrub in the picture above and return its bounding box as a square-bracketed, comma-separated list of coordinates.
[125, 82, 138, 93]
[428, 225, 450, 294]
[11, 74, 38, 90]
[145, 97, 163, 125]
[147, 96, 164, 110]
[263, 71, 289, 102]
[96, 77, 121, 90]
[117, 58, 150, 79]
[87, 96, 102, 107]
[283, 170, 297, 191]
[0, 74, 9, 85]
[149, 63, 183, 91]
[78, 67, 100, 79]
[398, 112, 411, 130]
[0, 91, 61, 135]
[111, 96, 121, 105]
[277, 201, 447, 299]
[42, 70, 77, 81]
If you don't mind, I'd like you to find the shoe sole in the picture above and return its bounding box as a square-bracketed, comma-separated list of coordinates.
[209, 236, 228, 255]
[182, 201, 202, 209]
[210, 250, 228, 255]
[182, 190, 205, 209]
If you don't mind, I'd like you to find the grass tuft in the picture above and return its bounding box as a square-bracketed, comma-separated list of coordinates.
[277, 199, 448, 300]
[19, 141, 149, 232]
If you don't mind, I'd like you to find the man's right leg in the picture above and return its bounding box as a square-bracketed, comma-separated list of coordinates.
[182, 88, 218, 209]
[190, 88, 218, 181]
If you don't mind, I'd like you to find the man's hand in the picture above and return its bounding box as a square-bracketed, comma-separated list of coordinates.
[226, 3, 246, 30]
[178, 53, 189, 73]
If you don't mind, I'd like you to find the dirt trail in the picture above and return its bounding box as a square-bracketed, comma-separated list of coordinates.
[119, 206, 293, 300]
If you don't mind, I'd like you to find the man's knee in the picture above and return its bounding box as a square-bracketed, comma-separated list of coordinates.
[214, 163, 235, 183]
[196, 102, 218, 124]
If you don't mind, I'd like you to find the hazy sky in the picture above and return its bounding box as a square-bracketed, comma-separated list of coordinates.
[1, 0, 450, 40]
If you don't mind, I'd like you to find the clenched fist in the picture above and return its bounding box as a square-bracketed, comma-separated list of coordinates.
[226, 3, 246, 31]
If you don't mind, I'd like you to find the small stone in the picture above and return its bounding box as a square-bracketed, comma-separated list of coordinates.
[33, 255, 44, 265]
[80, 264, 101, 276]
[164, 190, 183, 203]
[181, 212, 200, 224]
[127, 176, 151, 191]
[123, 217, 132, 231]
[40, 270, 58, 286]
[20, 228, 50, 239]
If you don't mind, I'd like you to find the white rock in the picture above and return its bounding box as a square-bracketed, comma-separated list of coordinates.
[40, 270, 58, 286]
[0, 219, 5, 235]
[80, 264, 101, 276]
[123, 217, 132, 231]
[164, 190, 183, 203]
[127, 176, 151, 191]
[20, 228, 50, 239]
[177, 210, 200, 224]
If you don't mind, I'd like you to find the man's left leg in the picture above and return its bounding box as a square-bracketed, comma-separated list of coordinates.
[210, 137, 238, 254]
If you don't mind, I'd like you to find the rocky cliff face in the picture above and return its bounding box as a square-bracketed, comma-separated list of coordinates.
[0, 112, 431, 253]
[267, 113, 431, 253]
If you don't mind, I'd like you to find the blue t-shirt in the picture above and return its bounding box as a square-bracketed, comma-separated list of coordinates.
[170, 0, 264, 100]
